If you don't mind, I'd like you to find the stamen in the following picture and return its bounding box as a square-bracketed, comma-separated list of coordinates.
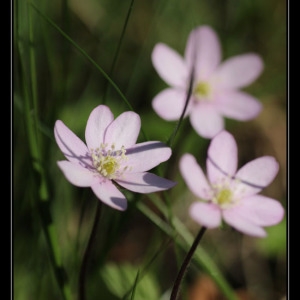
[211, 182, 240, 209]
[216, 189, 232, 205]
[91, 143, 128, 179]
[194, 81, 211, 98]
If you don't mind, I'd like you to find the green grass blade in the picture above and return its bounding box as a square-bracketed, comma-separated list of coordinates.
[136, 196, 239, 300]
[30, 2, 132, 112]
[30, 2, 148, 141]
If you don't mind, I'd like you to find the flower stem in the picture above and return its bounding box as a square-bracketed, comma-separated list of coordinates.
[78, 201, 103, 300]
[170, 226, 207, 300]
[167, 66, 194, 148]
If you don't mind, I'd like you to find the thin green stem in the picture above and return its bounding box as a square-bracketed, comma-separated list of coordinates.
[170, 227, 207, 300]
[166, 67, 195, 148]
[122, 236, 173, 300]
[37, 200, 71, 300]
[102, 0, 135, 104]
[78, 201, 103, 300]
[136, 196, 238, 300]
[29, 3, 129, 109]
[16, 2, 72, 298]
[28, 1, 39, 126]
[30, 2, 147, 141]
[129, 270, 139, 300]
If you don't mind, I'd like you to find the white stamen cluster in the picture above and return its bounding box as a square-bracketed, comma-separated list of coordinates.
[211, 178, 240, 209]
[91, 143, 129, 179]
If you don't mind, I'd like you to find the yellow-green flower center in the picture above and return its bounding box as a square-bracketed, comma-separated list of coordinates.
[194, 81, 211, 98]
[91, 143, 128, 179]
[216, 189, 232, 206]
[101, 157, 119, 177]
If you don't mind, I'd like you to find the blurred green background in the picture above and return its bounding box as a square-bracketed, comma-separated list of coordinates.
[14, 0, 286, 299]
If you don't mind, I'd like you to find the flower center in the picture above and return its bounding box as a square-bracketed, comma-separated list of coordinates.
[91, 143, 128, 179]
[194, 81, 211, 99]
[216, 189, 232, 205]
[101, 157, 118, 176]
[211, 186, 236, 209]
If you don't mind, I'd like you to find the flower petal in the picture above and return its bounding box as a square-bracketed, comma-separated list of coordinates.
[85, 105, 114, 150]
[189, 202, 222, 228]
[115, 172, 176, 193]
[185, 26, 221, 81]
[91, 180, 127, 211]
[207, 130, 238, 184]
[57, 161, 98, 187]
[223, 207, 267, 237]
[216, 91, 262, 120]
[234, 156, 279, 197]
[189, 103, 224, 139]
[152, 88, 192, 120]
[233, 195, 284, 227]
[179, 154, 211, 200]
[104, 111, 141, 149]
[152, 43, 189, 88]
[54, 120, 92, 167]
[212, 53, 263, 89]
[125, 141, 172, 172]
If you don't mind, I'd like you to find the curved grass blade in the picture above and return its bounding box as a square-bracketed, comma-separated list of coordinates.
[30, 2, 148, 141]
[29, 4, 128, 110]
[135, 196, 239, 300]
[102, 0, 136, 104]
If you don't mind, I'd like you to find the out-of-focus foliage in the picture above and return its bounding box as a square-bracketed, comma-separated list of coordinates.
[100, 263, 161, 299]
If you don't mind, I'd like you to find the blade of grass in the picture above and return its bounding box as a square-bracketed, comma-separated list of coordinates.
[29, 1, 130, 108]
[129, 270, 139, 300]
[15, 1, 72, 298]
[122, 236, 173, 300]
[30, 1, 148, 142]
[135, 196, 239, 300]
[102, 0, 136, 104]
[19, 62, 72, 300]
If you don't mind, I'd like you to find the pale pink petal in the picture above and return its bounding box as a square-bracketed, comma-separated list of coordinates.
[91, 180, 127, 211]
[152, 43, 189, 88]
[179, 154, 212, 200]
[57, 161, 99, 187]
[185, 26, 221, 81]
[104, 111, 141, 149]
[85, 105, 114, 150]
[206, 130, 238, 184]
[189, 103, 224, 139]
[216, 91, 262, 120]
[152, 88, 193, 120]
[54, 120, 92, 168]
[223, 208, 267, 237]
[233, 195, 284, 227]
[125, 141, 172, 172]
[212, 54, 263, 89]
[116, 172, 176, 193]
[189, 202, 222, 228]
[234, 156, 279, 197]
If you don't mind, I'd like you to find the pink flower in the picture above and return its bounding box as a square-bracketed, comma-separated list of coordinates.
[179, 130, 284, 237]
[152, 25, 264, 139]
[54, 105, 176, 211]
